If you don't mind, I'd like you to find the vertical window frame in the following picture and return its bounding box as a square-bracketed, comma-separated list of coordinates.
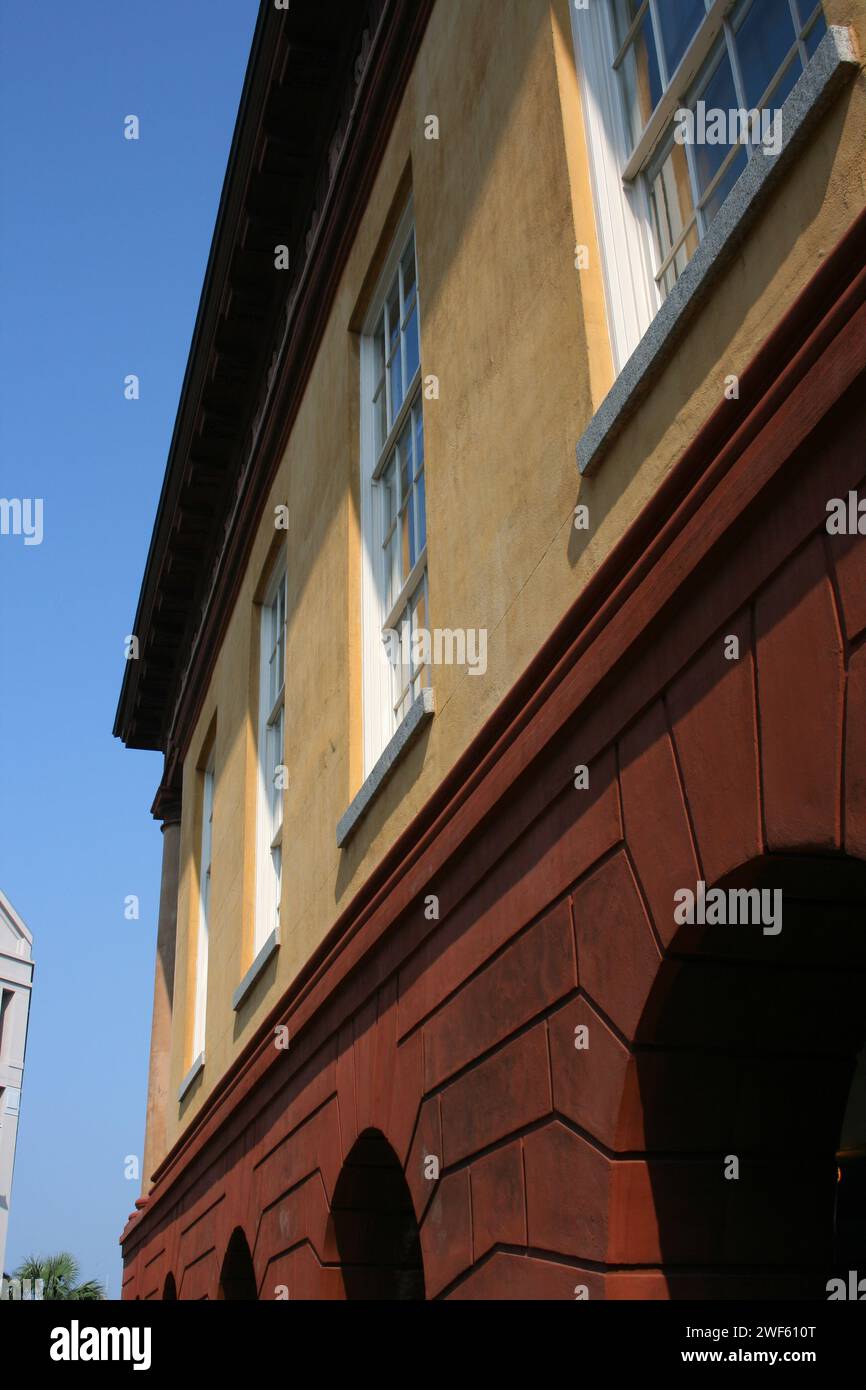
[255, 556, 287, 952]
[192, 755, 214, 1065]
[359, 199, 429, 775]
[572, 0, 827, 369]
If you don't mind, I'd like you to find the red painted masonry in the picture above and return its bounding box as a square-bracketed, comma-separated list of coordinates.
[122, 210, 866, 1300]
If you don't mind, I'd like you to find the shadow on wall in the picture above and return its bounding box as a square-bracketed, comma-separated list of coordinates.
[218, 1228, 258, 1301]
[631, 854, 866, 1298]
[330, 1128, 425, 1299]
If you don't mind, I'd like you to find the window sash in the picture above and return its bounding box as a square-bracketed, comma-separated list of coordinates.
[255, 563, 286, 949]
[192, 760, 214, 1062]
[360, 201, 429, 774]
[616, 0, 826, 297]
[622, 0, 825, 178]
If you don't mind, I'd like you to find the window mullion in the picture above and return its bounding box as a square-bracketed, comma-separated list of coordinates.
[680, 135, 706, 239]
[612, 0, 650, 69]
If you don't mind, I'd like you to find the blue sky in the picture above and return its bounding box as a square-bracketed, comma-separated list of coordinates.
[0, 0, 257, 1296]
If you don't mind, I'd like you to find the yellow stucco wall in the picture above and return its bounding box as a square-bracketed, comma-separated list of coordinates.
[163, 0, 866, 1159]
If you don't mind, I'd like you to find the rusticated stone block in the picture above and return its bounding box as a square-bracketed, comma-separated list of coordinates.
[405, 1095, 442, 1223]
[756, 538, 843, 852]
[548, 995, 632, 1150]
[523, 1121, 610, 1262]
[572, 852, 662, 1041]
[423, 899, 576, 1089]
[421, 1169, 473, 1298]
[440, 1025, 551, 1166]
[450, 1252, 605, 1301]
[619, 702, 701, 948]
[668, 611, 762, 886]
[470, 1140, 526, 1260]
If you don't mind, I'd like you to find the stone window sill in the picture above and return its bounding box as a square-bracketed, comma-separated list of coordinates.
[337, 687, 435, 849]
[231, 928, 280, 1012]
[576, 26, 859, 477]
[178, 1052, 205, 1102]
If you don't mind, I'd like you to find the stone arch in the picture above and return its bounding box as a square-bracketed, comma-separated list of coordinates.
[609, 853, 866, 1298]
[217, 1227, 258, 1301]
[330, 1128, 425, 1299]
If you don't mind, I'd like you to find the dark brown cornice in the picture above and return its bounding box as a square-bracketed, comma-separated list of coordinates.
[114, 0, 434, 768]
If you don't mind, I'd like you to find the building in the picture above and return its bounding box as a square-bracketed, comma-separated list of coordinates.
[116, 0, 866, 1299]
[0, 890, 34, 1283]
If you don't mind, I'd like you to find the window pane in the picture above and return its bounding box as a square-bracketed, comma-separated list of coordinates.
[374, 317, 386, 382]
[649, 141, 696, 271]
[702, 144, 747, 226]
[272, 843, 281, 913]
[276, 581, 286, 685]
[764, 53, 800, 111]
[387, 284, 402, 421]
[373, 384, 386, 454]
[385, 532, 397, 611]
[400, 489, 414, 575]
[388, 350, 402, 428]
[413, 401, 424, 476]
[803, 11, 827, 61]
[399, 420, 411, 502]
[415, 470, 427, 555]
[691, 49, 739, 199]
[383, 456, 396, 531]
[619, 12, 663, 145]
[656, 0, 706, 77]
[402, 236, 416, 304]
[404, 302, 420, 385]
[734, 0, 797, 111]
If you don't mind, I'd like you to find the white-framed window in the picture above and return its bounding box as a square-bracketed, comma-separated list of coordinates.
[360, 201, 429, 774]
[572, 0, 827, 373]
[192, 757, 214, 1063]
[255, 557, 286, 949]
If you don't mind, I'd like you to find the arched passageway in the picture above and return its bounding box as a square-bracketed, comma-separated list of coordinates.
[331, 1129, 425, 1299]
[218, 1228, 258, 1300]
[627, 854, 866, 1297]
[162, 1272, 177, 1301]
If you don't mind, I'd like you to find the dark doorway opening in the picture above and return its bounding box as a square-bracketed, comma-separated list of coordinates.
[635, 854, 866, 1298]
[217, 1228, 258, 1300]
[332, 1128, 425, 1299]
[162, 1272, 178, 1301]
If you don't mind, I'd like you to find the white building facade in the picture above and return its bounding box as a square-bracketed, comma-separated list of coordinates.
[0, 890, 33, 1280]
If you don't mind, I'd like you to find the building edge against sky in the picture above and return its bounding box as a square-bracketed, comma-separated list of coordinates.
[0, 890, 34, 1284]
[115, 0, 866, 1298]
